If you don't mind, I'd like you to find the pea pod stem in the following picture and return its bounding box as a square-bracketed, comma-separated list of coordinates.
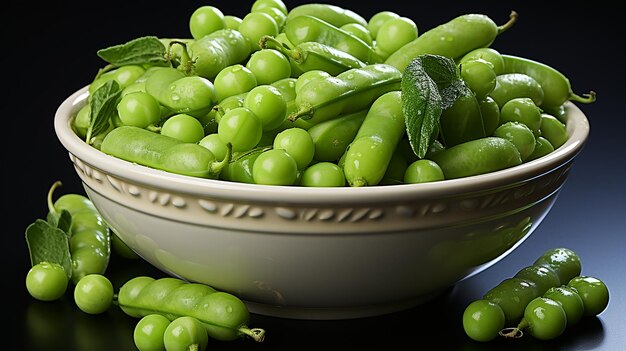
[498, 11, 518, 34]
[46, 180, 63, 215]
[259, 36, 300, 62]
[111, 294, 266, 342]
[569, 90, 596, 104]
[499, 318, 528, 338]
[210, 142, 233, 175]
[168, 40, 193, 75]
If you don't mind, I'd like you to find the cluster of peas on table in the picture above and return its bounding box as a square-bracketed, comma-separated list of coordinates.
[25, 183, 266, 350]
[74, 0, 594, 187]
[462, 247, 610, 342]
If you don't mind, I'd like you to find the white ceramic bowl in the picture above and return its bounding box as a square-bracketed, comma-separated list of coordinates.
[54, 86, 589, 320]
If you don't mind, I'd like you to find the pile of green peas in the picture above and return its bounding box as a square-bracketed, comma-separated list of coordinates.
[78, 0, 594, 187]
[462, 247, 610, 342]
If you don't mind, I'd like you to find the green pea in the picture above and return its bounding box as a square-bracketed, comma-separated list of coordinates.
[500, 97, 543, 135]
[213, 64, 257, 101]
[520, 297, 567, 340]
[286, 3, 368, 28]
[300, 162, 346, 187]
[489, 73, 545, 108]
[26, 262, 68, 302]
[238, 12, 279, 51]
[340, 23, 373, 45]
[540, 113, 568, 149]
[273, 127, 315, 169]
[526, 137, 555, 162]
[199, 133, 228, 161]
[295, 70, 332, 95]
[254, 6, 287, 30]
[368, 11, 400, 39]
[460, 59, 496, 100]
[243, 85, 286, 131]
[188, 5, 225, 39]
[73, 104, 91, 139]
[567, 276, 610, 317]
[251, 0, 288, 16]
[344, 91, 404, 187]
[376, 17, 418, 58]
[246, 48, 291, 85]
[160, 113, 205, 143]
[478, 96, 500, 136]
[74, 274, 114, 315]
[163, 316, 208, 351]
[462, 299, 505, 342]
[223, 15, 242, 30]
[219, 147, 269, 183]
[534, 247, 582, 287]
[459, 47, 505, 75]
[385, 11, 518, 71]
[101, 126, 230, 178]
[428, 137, 522, 179]
[493, 121, 536, 161]
[483, 277, 540, 324]
[543, 286, 584, 326]
[403, 159, 445, 184]
[252, 149, 299, 185]
[134, 314, 170, 351]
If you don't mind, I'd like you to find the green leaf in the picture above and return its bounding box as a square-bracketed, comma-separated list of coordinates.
[87, 80, 121, 143]
[25, 219, 72, 279]
[47, 209, 72, 235]
[97, 36, 168, 67]
[401, 54, 464, 158]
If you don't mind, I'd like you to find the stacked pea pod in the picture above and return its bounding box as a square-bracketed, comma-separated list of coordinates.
[463, 247, 610, 342]
[75, 0, 595, 189]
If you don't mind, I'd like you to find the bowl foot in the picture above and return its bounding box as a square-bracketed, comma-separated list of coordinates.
[244, 289, 446, 320]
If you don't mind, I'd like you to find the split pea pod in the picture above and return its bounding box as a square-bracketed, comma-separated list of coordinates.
[100, 126, 231, 178]
[343, 91, 405, 187]
[501, 54, 596, 109]
[289, 63, 402, 124]
[385, 11, 518, 72]
[428, 137, 522, 179]
[259, 35, 366, 75]
[307, 109, 367, 162]
[284, 15, 382, 64]
[285, 3, 368, 28]
[116, 276, 265, 342]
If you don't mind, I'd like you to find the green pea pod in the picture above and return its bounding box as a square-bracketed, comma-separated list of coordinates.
[439, 88, 487, 147]
[501, 54, 596, 109]
[489, 73, 544, 108]
[289, 63, 402, 124]
[145, 67, 217, 117]
[285, 3, 368, 28]
[284, 15, 382, 64]
[117, 276, 265, 342]
[260, 35, 366, 75]
[343, 91, 405, 187]
[219, 147, 270, 183]
[307, 109, 367, 162]
[188, 29, 251, 80]
[385, 11, 518, 72]
[428, 137, 522, 179]
[51, 184, 111, 285]
[100, 126, 231, 178]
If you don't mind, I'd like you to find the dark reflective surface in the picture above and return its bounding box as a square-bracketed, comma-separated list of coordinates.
[6, 0, 625, 350]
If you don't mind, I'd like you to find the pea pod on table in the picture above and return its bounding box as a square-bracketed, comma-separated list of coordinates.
[116, 276, 265, 342]
[501, 54, 596, 109]
[100, 125, 231, 178]
[259, 35, 366, 75]
[385, 11, 518, 72]
[284, 15, 382, 64]
[289, 63, 402, 124]
[50, 182, 111, 285]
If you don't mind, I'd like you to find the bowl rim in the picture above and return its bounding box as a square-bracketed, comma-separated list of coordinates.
[54, 86, 590, 204]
